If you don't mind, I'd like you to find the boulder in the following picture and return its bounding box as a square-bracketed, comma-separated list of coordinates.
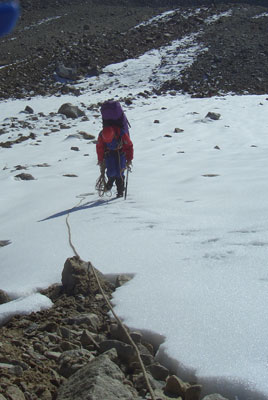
[165, 374, 189, 396]
[99, 340, 135, 364]
[15, 173, 35, 181]
[57, 353, 138, 400]
[147, 362, 169, 381]
[58, 348, 94, 378]
[205, 112, 221, 120]
[61, 257, 111, 296]
[61, 257, 88, 295]
[185, 384, 202, 400]
[56, 63, 78, 80]
[58, 103, 85, 119]
[24, 105, 34, 114]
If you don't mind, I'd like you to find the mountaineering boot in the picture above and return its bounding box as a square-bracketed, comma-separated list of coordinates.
[116, 177, 125, 198]
[105, 177, 115, 191]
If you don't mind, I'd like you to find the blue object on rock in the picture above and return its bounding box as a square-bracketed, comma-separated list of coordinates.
[0, 1, 20, 37]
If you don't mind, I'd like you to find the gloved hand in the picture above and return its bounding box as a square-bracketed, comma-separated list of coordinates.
[126, 160, 132, 169]
[98, 160, 106, 173]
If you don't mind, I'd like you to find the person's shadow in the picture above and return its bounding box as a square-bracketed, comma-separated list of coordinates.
[39, 197, 117, 222]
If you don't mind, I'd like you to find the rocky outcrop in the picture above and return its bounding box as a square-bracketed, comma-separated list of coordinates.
[0, 256, 229, 400]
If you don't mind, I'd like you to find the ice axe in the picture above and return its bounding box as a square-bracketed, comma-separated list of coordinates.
[124, 166, 131, 200]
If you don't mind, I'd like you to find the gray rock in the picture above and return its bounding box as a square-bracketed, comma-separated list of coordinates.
[115, 274, 132, 288]
[147, 362, 169, 381]
[56, 63, 78, 80]
[185, 384, 202, 400]
[24, 105, 34, 114]
[58, 348, 94, 378]
[59, 326, 72, 340]
[110, 323, 130, 343]
[58, 103, 85, 119]
[174, 127, 184, 133]
[202, 395, 230, 400]
[80, 329, 100, 349]
[78, 131, 95, 140]
[44, 351, 62, 361]
[61, 256, 88, 295]
[165, 374, 189, 396]
[99, 340, 135, 363]
[67, 313, 100, 332]
[57, 354, 138, 400]
[0, 289, 10, 304]
[0, 240, 11, 248]
[15, 173, 35, 181]
[5, 385, 25, 400]
[130, 331, 142, 344]
[205, 112, 221, 120]
[140, 353, 154, 366]
[61, 257, 110, 296]
[133, 371, 164, 391]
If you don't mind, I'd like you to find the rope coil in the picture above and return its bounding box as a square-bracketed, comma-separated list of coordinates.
[95, 167, 108, 197]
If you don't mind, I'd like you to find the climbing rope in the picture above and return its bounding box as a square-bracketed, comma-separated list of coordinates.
[90, 263, 156, 400]
[95, 168, 107, 197]
[65, 197, 156, 400]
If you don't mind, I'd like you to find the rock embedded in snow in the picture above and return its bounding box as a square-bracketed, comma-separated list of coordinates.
[78, 131, 95, 140]
[0, 240, 11, 248]
[58, 103, 86, 119]
[15, 173, 35, 181]
[115, 274, 132, 288]
[205, 112, 221, 120]
[24, 105, 34, 114]
[63, 174, 78, 177]
[0, 289, 10, 304]
[174, 127, 184, 133]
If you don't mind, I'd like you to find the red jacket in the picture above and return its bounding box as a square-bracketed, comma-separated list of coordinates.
[96, 126, 133, 163]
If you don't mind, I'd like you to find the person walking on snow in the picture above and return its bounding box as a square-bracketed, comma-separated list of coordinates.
[96, 101, 133, 198]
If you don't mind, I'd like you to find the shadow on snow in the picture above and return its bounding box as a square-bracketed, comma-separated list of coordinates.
[39, 198, 117, 222]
